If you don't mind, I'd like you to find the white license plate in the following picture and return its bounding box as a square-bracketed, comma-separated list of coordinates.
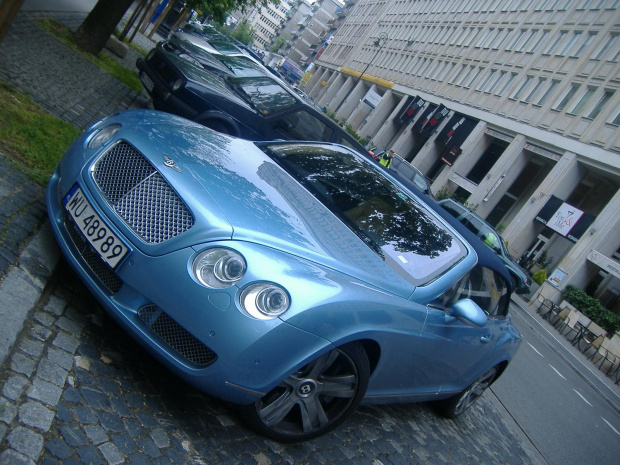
[140, 72, 154, 92]
[64, 186, 128, 268]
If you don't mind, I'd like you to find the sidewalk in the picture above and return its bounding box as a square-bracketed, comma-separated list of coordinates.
[0, 10, 155, 367]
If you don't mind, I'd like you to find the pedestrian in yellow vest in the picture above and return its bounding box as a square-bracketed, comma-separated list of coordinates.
[379, 150, 394, 168]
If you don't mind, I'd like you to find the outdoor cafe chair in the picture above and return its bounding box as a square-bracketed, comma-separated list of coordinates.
[535, 294, 558, 320]
[552, 307, 571, 329]
[577, 322, 607, 355]
[557, 308, 580, 338]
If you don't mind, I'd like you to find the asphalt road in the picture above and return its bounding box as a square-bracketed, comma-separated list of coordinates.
[491, 304, 620, 465]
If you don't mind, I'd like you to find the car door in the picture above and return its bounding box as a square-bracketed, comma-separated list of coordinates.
[416, 264, 511, 394]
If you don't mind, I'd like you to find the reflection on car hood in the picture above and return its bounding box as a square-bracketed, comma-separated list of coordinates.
[119, 111, 410, 296]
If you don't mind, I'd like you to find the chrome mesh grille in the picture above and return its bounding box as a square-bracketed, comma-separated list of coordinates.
[137, 305, 217, 367]
[92, 141, 194, 244]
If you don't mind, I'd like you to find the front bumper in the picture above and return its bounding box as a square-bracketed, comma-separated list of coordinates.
[136, 58, 198, 120]
[46, 168, 330, 405]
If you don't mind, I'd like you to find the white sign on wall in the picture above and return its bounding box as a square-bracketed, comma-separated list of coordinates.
[547, 203, 584, 236]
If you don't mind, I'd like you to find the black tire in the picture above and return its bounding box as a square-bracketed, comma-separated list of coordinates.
[198, 119, 235, 136]
[437, 365, 499, 419]
[239, 342, 369, 442]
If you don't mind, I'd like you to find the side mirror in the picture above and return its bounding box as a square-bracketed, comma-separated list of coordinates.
[450, 299, 488, 328]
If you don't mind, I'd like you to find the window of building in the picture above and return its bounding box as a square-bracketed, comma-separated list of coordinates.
[554, 83, 581, 110]
[507, 29, 527, 51]
[458, 65, 475, 85]
[544, 31, 568, 55]
[477, 69, 497, 91]
[587, 90, 615, 119]
[524, 77, 547, 102]
[529, 30, 550, 53]
[487, 71, 507, 94]
[610, 110, 620, 125]
[512, 75, 533, 100]
[558, 31, 582, 56]
[592, 33, 619, 60]
[535, 0, 550, 10]
[450, 64, 468, 84]
[517, 29, 538, 52]
[573, 32, 598, 57]
[465, 67, 483, 87]
[496, 73, 517, 96]
[568, 86, 597, 114]
[476, 29, 494, 48]
[492, 28, 512, 49]
[536, 79, 560, 106]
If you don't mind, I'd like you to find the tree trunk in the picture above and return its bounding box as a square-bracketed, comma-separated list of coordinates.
[0, 0, 26, 45]
[139, 0, 161, 34]
[119, 0, 148, 41]
[147, 1, 174, 39]
[73, 0, 135, 56]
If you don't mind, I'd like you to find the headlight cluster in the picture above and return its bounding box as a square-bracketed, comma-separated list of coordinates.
[193, 248, 246, 288]
[241, 283, 290, 320]
[192, 248, 290, 319]
[87, 123, 121, 149]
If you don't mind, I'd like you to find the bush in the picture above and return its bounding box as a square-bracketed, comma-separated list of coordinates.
[562, 284, 620, 335]
[532, 269, 547, 285]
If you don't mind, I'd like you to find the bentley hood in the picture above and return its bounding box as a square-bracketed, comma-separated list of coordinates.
[105, 111, 410, 294]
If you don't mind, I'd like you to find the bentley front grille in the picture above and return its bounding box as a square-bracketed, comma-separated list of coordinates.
[92, 141, 194, 244]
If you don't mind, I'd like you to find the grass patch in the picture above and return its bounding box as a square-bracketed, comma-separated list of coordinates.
[36, 18, 143, 92]
[0, 83, 81, 185]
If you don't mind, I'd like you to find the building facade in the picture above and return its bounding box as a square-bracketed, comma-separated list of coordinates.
[302, 0, 620, 313]
[234, 0, 292, 50]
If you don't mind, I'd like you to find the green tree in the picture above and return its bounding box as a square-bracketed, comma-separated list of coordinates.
[73, 0, 278, 55]
[231, 20, 255, 45]
[270, 35, 288, 53]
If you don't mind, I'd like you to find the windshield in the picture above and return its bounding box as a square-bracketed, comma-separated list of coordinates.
[217, 55, 266, 77]
[231, 77, 299, 114]
[260, 143, 467, 284]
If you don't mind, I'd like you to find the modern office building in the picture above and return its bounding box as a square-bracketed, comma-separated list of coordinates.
[232, 0, 292, 50]
[303, 0, 620, 313]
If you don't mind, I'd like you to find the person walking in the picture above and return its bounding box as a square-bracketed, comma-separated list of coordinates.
[379, 150, 394, 168]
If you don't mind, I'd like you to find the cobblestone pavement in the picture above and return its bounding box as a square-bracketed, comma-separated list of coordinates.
[0, 10, 540, 465]
[1, 262, 539, 465]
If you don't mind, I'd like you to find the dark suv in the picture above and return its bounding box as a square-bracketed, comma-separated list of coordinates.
[438, 199, 531, 294]
[136, 39, 366, 153]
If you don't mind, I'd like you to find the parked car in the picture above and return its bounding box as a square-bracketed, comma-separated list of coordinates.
[47, 110, 521, 442]
[369, 147, 434, 198]
[135, 40, 367, 154]
[438, 199, 531, 294]
[169, 22, 243, 56]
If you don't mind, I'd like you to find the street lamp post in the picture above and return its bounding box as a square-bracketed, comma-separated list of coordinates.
[335, 32, 388, 112]
[358, 32, 388, 82]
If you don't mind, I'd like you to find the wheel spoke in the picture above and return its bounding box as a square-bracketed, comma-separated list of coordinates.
[259, 388, 297, 427]
[299, 395, 329, 432]
[320, 374, 357, 398]
[306, 349, 339, 380]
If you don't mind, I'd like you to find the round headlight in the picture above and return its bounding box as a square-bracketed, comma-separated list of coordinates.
[172, 77, 185, 92]
[87, 123, 122, 149]
[241, 283, 290, 319]
[192, 248, 246, 289]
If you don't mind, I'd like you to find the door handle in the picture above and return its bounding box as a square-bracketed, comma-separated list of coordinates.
[480, 335, 491, 343]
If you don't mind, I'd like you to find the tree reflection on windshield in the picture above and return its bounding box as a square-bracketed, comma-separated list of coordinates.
[263, 144, 453, 260]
